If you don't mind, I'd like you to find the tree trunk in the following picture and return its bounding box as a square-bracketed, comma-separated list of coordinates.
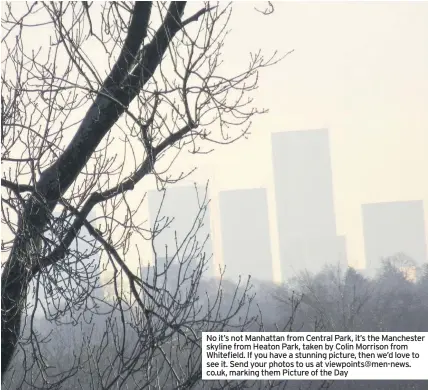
[1, 197, 49, 376]
[1, 1, 190, 377]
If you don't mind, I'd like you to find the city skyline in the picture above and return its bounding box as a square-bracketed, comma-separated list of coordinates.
[2, 2, 427, 280]
[70, 2, 428, 284]
[144, 130, 426, 283]
[145, 2, 427, 274]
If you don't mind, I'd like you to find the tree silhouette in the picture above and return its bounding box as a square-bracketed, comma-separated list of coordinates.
[1, 2, 282, 386]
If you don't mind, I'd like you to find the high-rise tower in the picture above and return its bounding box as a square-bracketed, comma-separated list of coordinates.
[271, 129, 347, 279]
[147, 185, 213, 276]
[219, 188, 273, 282]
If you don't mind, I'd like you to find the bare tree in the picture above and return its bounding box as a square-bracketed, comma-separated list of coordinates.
[1, 1, 286, 387]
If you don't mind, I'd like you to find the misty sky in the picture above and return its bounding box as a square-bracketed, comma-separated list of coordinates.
[156, 1, 428, 278]
[2, 2, 427, 283]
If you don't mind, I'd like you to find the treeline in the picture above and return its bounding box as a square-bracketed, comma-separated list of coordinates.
[250, 257, 428, 390]
[3, 257, 427, 390]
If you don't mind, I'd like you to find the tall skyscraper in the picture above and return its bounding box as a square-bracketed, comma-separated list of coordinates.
[271, 129, 347, 279]
[147, 185, 213, 276]
[219, 188, 273, 282]
[362, 200, 427, 272]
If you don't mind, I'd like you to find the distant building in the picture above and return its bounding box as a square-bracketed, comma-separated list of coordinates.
[271, 129, 347, 279]
[142, 254, 201, 287]
[281, 236, 347, 277]
[148, 185, 213, 276]
[141, 257, 178, 288]
[219, 188, 273, 282]
[362, 200, 427, 273]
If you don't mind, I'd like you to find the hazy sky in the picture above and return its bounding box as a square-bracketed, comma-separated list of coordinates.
[164, 1, 428, 277]
[2, 2, 427, 283]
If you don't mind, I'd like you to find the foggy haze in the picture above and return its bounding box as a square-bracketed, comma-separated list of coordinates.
[2, 2, 428, 389]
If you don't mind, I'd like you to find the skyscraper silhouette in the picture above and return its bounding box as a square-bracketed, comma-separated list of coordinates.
[147, 185, 213, 276]
[271, 129, 347, 279]
[219, 188, 273, 282]
[362, 200, 427, 273]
